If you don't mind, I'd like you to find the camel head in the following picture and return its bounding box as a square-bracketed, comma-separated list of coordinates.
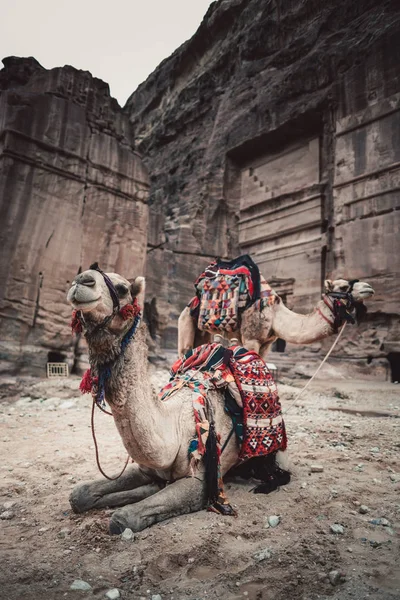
[67, 265, 145, 335]
[324, 278, 374, 303]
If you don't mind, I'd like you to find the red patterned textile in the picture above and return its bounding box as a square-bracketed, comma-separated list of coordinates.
[228, 348, 287, 460]
[164, 343, 286, 461]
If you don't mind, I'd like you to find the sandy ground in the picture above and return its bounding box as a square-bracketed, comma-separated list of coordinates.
[0, 370, 399, 600]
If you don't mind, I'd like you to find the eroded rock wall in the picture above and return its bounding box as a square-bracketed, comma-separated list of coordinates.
[0, 57, 149, 374]
[126, 0, 400, 379]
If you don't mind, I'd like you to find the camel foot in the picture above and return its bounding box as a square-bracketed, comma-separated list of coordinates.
[109, 519, 125, 535]
[109, 476, 206, 534]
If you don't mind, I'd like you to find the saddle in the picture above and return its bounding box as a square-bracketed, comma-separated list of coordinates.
[189, 255, 277, 333]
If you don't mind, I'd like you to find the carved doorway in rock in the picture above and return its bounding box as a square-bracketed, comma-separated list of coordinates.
[237, 135, 324, 314]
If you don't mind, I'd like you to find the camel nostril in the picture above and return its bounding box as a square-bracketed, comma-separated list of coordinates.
[77, 274, 96, 287]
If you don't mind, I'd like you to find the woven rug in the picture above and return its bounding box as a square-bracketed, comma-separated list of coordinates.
[159, 342, 286, 472]
[188, 255, 278, 333]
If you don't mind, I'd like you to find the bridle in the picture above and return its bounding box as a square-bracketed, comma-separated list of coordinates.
[73, 262, 123, 335]
[318, 279, 360, 333]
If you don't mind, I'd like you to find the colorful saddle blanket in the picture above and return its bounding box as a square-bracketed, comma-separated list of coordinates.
[188, 255, 277, 333]
[159, 342, 287, 465]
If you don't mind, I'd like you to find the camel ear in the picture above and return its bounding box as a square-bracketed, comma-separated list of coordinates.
[324, 279, 334, 292]
[130, 276, 146, 307]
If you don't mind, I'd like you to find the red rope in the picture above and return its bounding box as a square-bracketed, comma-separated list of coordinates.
[91, 400, 130, 480]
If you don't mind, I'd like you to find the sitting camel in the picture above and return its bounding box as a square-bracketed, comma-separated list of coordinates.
[68, 267, 276, 533]
[178, 272, 375, 358]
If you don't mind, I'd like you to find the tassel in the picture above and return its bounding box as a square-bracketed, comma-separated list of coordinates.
[119, 300, 140, 321]
[80, 369, 93, 394]
[204, 420, 220, 505]
[71, 310, 83, 334]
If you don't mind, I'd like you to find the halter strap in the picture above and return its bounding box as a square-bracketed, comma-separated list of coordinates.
[89, 262, 120, 311]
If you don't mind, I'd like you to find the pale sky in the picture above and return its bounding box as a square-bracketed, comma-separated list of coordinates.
[1, 0, 214, 106]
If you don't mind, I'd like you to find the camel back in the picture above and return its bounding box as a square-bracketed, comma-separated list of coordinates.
[188, 255, 277, 333]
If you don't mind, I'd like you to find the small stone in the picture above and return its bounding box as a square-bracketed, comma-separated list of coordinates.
[347, 547, 353, 553]
[343, 423, 352, 429]
[151, 595, 162, 600]
[253, 547, 272, 562]
[310, 465, 324, 473]
[121, 528, 135, 541]
[59, 527, 70, 538]
[330, 524, 344, 534]
[188, 557, 195, 564]
[370, 447, 380, 453]
[60, 400, 75, 409]
[369, 518, 390, 527]
[3, 501, 16, 510]
[0, 510, 15, 520]
[268, 515, 280, 528]
[70, 580, 92, 591]
[329, 570, 344, 586]
[105, 589, 121, 600]
[389, 474, 399, 482]
[359, 505, 370, 514]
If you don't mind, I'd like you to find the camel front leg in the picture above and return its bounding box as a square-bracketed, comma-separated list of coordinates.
[70, 463, 165, 513]
[109, 475, 206, 534]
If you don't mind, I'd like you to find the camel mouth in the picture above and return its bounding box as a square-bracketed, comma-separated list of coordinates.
[69, 297, 101, 311]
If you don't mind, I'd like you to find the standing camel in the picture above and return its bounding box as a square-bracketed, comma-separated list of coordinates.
[178, 269, 374, 358]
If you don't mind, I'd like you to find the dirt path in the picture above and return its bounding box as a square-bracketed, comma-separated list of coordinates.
[0, 373, 399, 600]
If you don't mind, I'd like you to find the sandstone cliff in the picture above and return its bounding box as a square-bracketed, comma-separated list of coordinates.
[0, 57, 149, 374]
[126, 0, 400, 379]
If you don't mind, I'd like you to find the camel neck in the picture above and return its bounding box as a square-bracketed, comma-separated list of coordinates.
[271, 297, 335, 344]
[97, 324, 174, 469]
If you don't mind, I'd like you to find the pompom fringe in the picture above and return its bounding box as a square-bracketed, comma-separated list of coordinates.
[71, 310, 83, 334]
[80, 369, 93, 394]
[119, 299, 140, 321]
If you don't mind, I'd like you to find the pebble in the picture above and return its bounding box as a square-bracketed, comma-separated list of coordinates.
[253, 547, 272, 562]
[60, 400, 75, 409]
[330, 524, 344, 534]
[389, 474, 399, 482]
[329, 570, 344, 586]
[70, 580, 92, 591]
[105, 589, 121, 600]
[267, 515, 280, 528]
[359, 505, 370, 514]
[151, 595, 162, 600]
[121, 528, 135, 541]
[370, 518, 391, 527]
[343, 423, 352, 429]
[0, 510, 15, 520]
[370, 447, 380, 453]
[310, 464, 324, 473]
[3, 501, 16, 510]
[188, 557, 195, 564]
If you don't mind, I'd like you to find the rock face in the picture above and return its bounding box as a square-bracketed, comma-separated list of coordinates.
[0, 57, 149, 375]
[126, 0, 400, 379]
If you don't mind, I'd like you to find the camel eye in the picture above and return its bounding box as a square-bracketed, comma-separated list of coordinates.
[115, 284, 129, 297]
[340, 285, 349, 291]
